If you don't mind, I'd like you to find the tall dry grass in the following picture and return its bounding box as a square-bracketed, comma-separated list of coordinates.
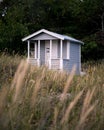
[0, 52, 22, 87]
[0, 53, 104, 130]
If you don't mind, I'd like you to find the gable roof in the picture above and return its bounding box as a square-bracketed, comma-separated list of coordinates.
[22, 29, 84, 44]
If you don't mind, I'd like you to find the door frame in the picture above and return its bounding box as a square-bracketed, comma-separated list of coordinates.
[45, 40, 50, 66]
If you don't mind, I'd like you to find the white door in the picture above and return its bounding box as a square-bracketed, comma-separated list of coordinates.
[45, 41, 50, 66]
[52, 40, 58, 59]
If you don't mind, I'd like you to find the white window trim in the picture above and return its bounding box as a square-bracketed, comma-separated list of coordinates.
[38, 40, 40, 66]
[67, 41, 70, 59]
[49, 40, 52, 69]
[35, 42, 37, 59]
[60, 40, 63, 70]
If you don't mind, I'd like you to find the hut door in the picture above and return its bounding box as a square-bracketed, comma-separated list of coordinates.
[45, 41, 50, 66]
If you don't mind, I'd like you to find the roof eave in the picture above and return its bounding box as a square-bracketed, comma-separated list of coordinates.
[22, 29, 44, 42]
[22, 29, 64, 42]
[78, 41, 84, 45]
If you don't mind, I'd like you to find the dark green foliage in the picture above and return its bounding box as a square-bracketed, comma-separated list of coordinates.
[0, 0, 104, 59]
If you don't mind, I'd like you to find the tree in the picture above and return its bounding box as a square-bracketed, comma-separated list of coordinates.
[0, 0, 29, 53]
[0, 0, 104, 60]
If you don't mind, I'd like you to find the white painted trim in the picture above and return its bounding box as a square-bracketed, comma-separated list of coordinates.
[38, 40, 40, 66]
[35, 42, 37, 59]
[60, 40, 63, 59]
[67, 41, 70, 59]
[60, 40, 63, 70]
[49, 40, 52, 69]
[27, 40, 30, 59]
[34, 43, 35, 58]
[22, 29, 64, 42]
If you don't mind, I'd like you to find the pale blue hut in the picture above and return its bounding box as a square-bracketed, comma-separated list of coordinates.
[22, 29, 84, 74]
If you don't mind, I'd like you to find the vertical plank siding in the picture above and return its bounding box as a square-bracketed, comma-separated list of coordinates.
[40, 41, 45, 65]
[63, 40, 67, 59]
[52, 40, 58, 59]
